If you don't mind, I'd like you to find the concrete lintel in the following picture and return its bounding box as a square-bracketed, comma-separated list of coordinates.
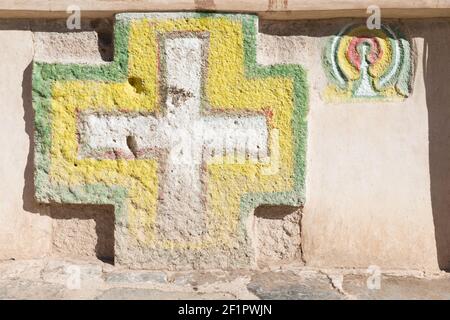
[0, 1, 450, 19]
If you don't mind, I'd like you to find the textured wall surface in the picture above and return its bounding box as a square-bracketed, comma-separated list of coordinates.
[32, 13, 308, 269]
[0, 15, 449, 271]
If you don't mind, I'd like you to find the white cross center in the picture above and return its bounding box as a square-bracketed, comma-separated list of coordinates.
[79, 36, 269, 242]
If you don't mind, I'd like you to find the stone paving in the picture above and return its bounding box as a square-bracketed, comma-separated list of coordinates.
[0, 258, 448, 300]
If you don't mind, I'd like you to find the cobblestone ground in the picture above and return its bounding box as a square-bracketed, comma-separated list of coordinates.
[0, 259, 449, 300]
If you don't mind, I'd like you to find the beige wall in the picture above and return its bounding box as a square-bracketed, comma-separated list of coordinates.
[258, 19, 450, 271]
[0, 29, 52, 259]
[303, 35, 437, 270]
[0, 17, 449, 270]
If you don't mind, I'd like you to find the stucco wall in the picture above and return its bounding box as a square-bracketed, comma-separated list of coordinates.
[0, 16, 448, 271]
[258, 19, 450, 271]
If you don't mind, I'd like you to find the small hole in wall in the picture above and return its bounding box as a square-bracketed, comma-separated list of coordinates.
[50, 204, 115, 264]
[128, 77, 146, 94]
[126, 135, 139, 158]
[254, 205, 302, 266]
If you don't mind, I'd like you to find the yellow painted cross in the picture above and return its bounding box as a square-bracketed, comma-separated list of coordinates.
[34, 13, 306, 268]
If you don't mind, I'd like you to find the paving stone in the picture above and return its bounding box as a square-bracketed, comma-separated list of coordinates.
[171, 270, 251, 287]
[41, 259, 104, 286]
[0, 259, 45, 281]
[0, 280, 65, 300]
[343, 274, 450, 300]
[95, 288, 234, 300]
[247, 271, 344, 300]
[170, 272, 195, 286]
[104, 271, 167, 284]
[1, 259, 450, 300]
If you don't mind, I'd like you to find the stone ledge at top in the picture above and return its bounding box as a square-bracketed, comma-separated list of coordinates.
[1, 0, 450, 19]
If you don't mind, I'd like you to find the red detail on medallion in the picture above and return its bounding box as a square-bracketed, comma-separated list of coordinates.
[346, 36, 383, 70]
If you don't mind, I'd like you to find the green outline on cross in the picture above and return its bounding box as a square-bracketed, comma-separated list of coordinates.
[32, 13, 309, 264]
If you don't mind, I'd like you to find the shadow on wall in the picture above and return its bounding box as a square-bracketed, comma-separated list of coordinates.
[22, 62, 115, 263]
[50, 203, 115, 263]
[423, 20, 450, 271]
[20, 19, 116, 263]
[22, 63, 39, 215]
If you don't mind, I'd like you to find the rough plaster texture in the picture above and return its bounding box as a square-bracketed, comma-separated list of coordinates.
[32, 19, 114, 64]
[51, 204, 114, 261]
[34, 32, 108, 64]
[0, 16, 449, 271]
[254, 206, 302, 265]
